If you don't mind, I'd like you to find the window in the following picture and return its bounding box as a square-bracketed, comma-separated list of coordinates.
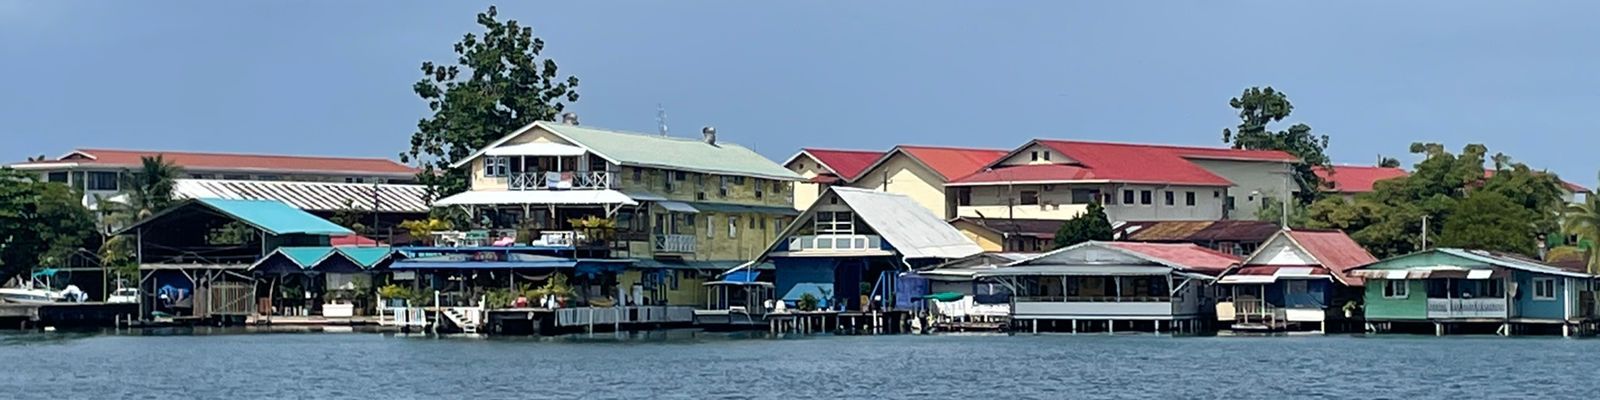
[1071, 189, 1097, 204]
[1214, 190, 1221, 198]
[1030, 151, 1039, 161]
[706, 215, 716, 238]
[1122, 190, 1135, 205]
[957, 188, 972, 206]
[1383, 280, 1408, 298]
[632, 168, 643, 182]
[718, 176, 730, 197]
[482, 157, 509, 177]
[814, 211, 855, 235]
[1225, 196, 1236, 210]
[749, 216, 758, 229]
[1020, 190, 1039, 206]
[255, 175, 282, 181]
[344, 177, 367, 184]
[86, 171, 118, 191]
[222, 174, 250, 180]
[1533, 278, 1557, 300]
[674, 171, 687, 181]
[755, 179, 765, 199]
[772, 181, 783, 194]
[1185, 191, 1197, 207]
[46, 172, 68, 183]
[1043, 151, 1051, 161]
[1164, 191, 1175, 206]
[733, 176, 747, 185]
[728, 216, 739, 238]
[1140, 190, 1153, 205]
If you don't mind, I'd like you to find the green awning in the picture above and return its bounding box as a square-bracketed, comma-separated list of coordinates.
[923, 292, 965, 302]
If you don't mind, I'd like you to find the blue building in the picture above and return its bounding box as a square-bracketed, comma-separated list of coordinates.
[750, 187, 982, 312]
[1350, 248, 1600, 336]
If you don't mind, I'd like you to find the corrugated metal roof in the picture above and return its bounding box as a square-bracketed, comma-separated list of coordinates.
[543, 123, 802, 181]
[796, 148, 885, 181]
[954, 139, 1297, 186]
[433, 189, 637, 206]
[19, 148, 416, 176]
[174, 179, 430, 213]
[831, 187, 984, 259]
[1439, 248, 1594, 278]
[196, 198, 353, 236]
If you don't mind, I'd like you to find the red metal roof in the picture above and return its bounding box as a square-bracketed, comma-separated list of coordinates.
[1108, 242, 1242, 274]
[799, 148, 884, 181]
[1284, 230, 1377, 286]
[1315, 165, 1408, 193]
[952, 140, 1296, 186]
[896, 145, 1010, 181]
[25, 148, 417, 176]
[1231, 265, 1334, 277]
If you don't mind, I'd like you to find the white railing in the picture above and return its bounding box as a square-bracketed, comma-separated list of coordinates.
[654, 234, 696, 253]
[787, 234, 882, 252]
[509, 170, 616, 190]
[554, 306, 696, 327]
[1426, 298, 1507, 319]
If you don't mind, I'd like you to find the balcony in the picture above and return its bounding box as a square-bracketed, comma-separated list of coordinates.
[787, 234, 883, 252]
[1426, 298, 1507, 319]
[955, 203, 1089, 220]
[654, 234, 696, 254]
[509, 171, 616, 191]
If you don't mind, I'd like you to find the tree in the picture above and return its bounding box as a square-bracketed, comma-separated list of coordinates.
[120, 155, 183, 220]
[1562, 173, 1600, 273]
[1054, 203, 1114, 249]
[401, 6, 580, 198]
[1378, 157, 1402, 168]
[328, 200, 369, 235]
[0, 169, 97, 284]
[1437, 191, 1537, 256]
[1221, 87, 1331, 203]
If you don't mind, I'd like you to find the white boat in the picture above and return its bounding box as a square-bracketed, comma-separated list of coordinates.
[0, 286, 63, 304]
[108, 288, 140, 304]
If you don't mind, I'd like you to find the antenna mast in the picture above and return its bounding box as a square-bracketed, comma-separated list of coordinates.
[657, 103, 669, 137]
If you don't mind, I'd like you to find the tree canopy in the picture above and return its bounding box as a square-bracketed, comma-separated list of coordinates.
[1054, 203, 1114, 249]
[0, 169, 97, 284]
[401, 6, 580, 198]
[1562, 173, 1600, 273]
[1306, 143, 1566, 258]
[1222, 87, 1331, 204]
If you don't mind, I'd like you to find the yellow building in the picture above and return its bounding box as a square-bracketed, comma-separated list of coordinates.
[436, 119, 802, 307]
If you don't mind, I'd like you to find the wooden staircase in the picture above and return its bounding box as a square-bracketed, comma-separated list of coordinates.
[441, 307, 482, 334]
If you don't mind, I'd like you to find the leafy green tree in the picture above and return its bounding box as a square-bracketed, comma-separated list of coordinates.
[1221, 86, 1331, 203]
[1054, 203, 1114, 249]
[401, 6, 580, 198]
[120, 155, 183, 220]
[0, 169, 97, 283]
[1562, 173, 1600, 273]
[1436, 191, 1537, 255]
[328, 200, 369, 235]
[1378, 157, 1402, 168]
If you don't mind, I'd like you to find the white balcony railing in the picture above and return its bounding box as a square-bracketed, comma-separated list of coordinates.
[654, 234, 696, 253]
[787, 234, 882, 252]
[509, 170, 616, 191]
[1426, 298, 1507, 319]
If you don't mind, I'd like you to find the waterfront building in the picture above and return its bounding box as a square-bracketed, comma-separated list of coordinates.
[1350, 248, 1600, 336]
[250, 246, 400, 320]
[979, 241, 1240, 333]
[783, 148, 885, 211]
[754, 186, 982, 312]
[785, 145, 1009, 218]
[116, 198, 354, 322]
[909, 252, 1031, 327]
[1213, 229, 1376, 333]
[431, 119, 803, 308]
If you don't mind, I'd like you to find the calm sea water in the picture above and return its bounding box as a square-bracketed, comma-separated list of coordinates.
[0, 329, 1595, 399]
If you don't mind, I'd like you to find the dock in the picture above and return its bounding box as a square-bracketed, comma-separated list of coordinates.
[0, 302, 140, 329]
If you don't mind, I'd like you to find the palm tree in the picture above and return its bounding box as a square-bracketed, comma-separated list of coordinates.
[1561, 172, 1600, 274]
[121, 155, 184, 219]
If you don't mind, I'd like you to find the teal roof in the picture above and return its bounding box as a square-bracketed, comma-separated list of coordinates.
[279, 247, 338, 267]
[198, 198, 354, 236]
[338, 247, 395, 268]
[542, 122, 802, 181]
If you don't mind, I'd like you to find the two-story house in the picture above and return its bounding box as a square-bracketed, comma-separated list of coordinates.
[434, 120, 803, 306]
[784, 148, 884, 211]
[784, 145, 1009, 218]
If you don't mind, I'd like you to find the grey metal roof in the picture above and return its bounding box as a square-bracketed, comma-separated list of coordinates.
[831, 187, 983, 259]
[976, 265, 1175, 277]
[174, 179, 430, 213]
[1438, 248, 1593, 278]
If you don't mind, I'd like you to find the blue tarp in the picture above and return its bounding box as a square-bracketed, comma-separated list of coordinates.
[723, 270, 760, 283]
[782, 283, 833, 308]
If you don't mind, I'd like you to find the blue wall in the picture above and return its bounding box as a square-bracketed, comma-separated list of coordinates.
[773, 258, 837, 303]
[1513, 270, 1568, 320]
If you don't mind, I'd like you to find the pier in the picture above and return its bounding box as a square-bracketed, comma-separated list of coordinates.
[0, 302, 139, 329]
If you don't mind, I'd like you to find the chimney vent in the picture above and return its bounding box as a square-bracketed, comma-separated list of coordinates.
[560, 112, 579, 125]
[702, 126, 717, 145]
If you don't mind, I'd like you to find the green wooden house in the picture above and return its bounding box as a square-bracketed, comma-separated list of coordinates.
[1349, 248, 1600, 336]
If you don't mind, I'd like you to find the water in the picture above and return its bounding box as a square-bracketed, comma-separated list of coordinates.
[0, 330, 1595, 399]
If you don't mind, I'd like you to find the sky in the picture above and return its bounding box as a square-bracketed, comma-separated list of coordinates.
[3, 1, 1599, 182]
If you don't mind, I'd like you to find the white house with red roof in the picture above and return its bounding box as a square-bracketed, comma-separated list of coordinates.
[1213, 229, 1377, 333]
[946, 139, 1301, 225]
[978, 241, 1241, 333]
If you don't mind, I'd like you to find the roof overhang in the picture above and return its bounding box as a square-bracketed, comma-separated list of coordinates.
[433, 189, 638, 206]
[483, 142, 588, 157]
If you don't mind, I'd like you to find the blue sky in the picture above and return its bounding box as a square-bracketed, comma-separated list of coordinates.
[3, 1, 1598, 182]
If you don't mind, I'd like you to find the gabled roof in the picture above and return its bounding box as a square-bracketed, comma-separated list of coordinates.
[1351, 248, 1592, 279]
[856, 145, 1009, 182]
[950, 218, 1065, 239]
[173, 179, 431, 213]
[12, 148, 417, 177]
[119, 198, 354, 236]
[1114, 220, 1281, 243]
[760, 187, 982, 261]
[455, 121, 802, 181]
[251, 246, 400, 272]
[1226, 229, 1376, 286]
[952, 139, 1298, 187]
[1315, 165, 1408, 193]
[1106, 242, 1242, 274]
[786, 148, 885, 182]
[985, 241, 1240, 277]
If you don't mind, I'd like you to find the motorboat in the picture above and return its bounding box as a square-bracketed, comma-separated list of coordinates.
[108, 287, 140, 304]
[0, 286, 63, 304]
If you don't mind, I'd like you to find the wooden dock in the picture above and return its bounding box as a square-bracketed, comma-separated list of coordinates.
[0, 302, 139, 329]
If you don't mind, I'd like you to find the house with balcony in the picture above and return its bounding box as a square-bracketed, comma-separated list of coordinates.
[1349, 248, 1600, 336]
[432, 120, 803, 307]
[945, 140, 1300, 246]
[1213, 229, 1376, 333]
[750, 186, 982, 312]
[978, 241, 1240, 334]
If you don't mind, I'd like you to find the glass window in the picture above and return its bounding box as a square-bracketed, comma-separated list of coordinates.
[814, 212, 855, 235]
[1140, 190, 1153, 205]
[1070, 189, 1096, 204]
[1122, 190, 1135, 205]
[1383, 280, 1408, 298]
[957, 188, 972, 206]
[632, 168, 643, 182]
[46, 172, 68, 183]
[1020, 190, 1039, 206]
[1533, 278, 1557, 300]
[706, 215, 716, 238]
[1225, 196, 1236, 210]
[1030, 151, 1039, 161]
[1043, 151, 1051, 161]
[1164, 191, 1175, 206]
[728, 216, 739, 238]
[1185, 191, 1197, 206]
[674, 171, 687, 181]
[86, 171, 119, 191]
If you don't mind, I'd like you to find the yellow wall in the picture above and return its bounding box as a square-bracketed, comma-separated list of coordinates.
[952, 220, 1004, 252]
[849, 152, 951, 219]
[784, 155, 830, 211]
[616, 269, 709, 306]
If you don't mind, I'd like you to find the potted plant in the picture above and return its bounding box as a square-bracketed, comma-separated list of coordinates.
[859, 282, 873, 312]
[531, 274, 577, 308]
[797, 292, 820, 311]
